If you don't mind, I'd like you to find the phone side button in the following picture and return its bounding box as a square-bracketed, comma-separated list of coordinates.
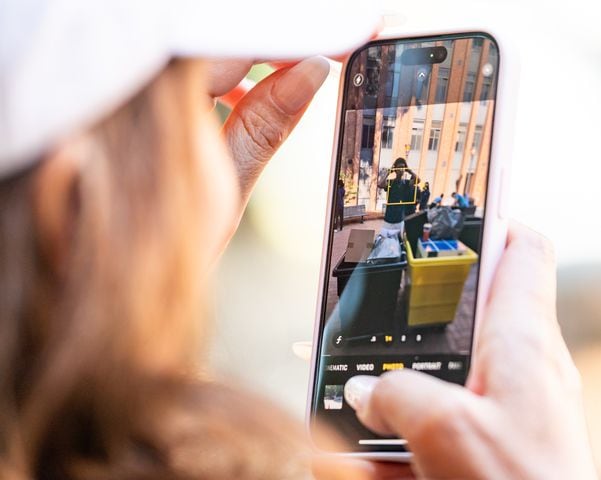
[497, 167, 509, 219]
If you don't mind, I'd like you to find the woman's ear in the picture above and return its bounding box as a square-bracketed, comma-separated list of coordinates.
[32, 139, 83, 275]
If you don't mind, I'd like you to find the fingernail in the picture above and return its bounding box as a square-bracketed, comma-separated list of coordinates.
[272, 56, 330, 115]
[291, 341, 312, 361]
[344, 375, 379, 412]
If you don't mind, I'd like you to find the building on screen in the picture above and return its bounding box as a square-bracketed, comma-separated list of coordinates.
[340, 37, 498, 214]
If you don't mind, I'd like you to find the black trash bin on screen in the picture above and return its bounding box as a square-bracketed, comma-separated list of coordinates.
[333, 236, 407, 339]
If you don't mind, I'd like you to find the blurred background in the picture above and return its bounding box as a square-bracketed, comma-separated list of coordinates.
[209, 0, 601, 472]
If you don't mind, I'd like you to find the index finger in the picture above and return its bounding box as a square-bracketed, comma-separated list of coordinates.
[206, 59, 255, 97]
[488, 221, 557, 325]
[472, 221, 559, 393]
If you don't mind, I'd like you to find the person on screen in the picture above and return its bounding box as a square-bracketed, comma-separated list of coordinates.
[378, 157, 418, 234]
[404, 180, 419, 216]
[431, 192, 444, 207]
[452, 191, 469, 208]
[418, 181, 431, 211]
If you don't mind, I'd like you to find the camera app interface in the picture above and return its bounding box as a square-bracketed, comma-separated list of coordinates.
[312, 35, 499, 451]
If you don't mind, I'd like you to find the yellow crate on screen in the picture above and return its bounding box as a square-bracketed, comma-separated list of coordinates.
[404, 238, 478, 327]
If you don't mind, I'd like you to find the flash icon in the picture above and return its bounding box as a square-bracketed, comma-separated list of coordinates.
[353, 73, 364, 87]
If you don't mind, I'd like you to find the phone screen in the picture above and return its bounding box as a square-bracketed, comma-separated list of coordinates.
[311, 34, 499, 452]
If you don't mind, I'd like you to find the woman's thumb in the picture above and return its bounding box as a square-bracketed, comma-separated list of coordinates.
[344, 370, 471, 441]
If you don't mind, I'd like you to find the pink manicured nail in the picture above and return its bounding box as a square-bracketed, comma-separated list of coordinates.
[272, 56, 330, 115]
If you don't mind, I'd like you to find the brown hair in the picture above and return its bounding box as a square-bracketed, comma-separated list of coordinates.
[0, 60, 318, 479]
[392, 157, 407, 169]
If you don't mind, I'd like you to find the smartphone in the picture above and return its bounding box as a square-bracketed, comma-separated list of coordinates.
[308, 32, 509, 461]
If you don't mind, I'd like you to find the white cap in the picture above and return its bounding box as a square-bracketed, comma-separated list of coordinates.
[0, 0, 382, 178]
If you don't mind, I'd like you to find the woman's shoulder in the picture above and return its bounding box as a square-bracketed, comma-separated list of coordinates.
[152, 379, 313, 480]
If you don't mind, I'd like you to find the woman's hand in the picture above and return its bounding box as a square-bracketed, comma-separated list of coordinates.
[344, 222, 597, 479]
[206, 57, 330, 223]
